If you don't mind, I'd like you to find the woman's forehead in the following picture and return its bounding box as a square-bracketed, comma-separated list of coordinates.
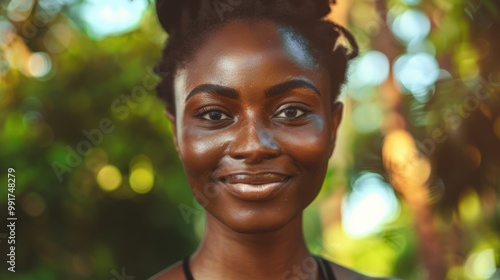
[178, 19, 324, 89]
[186, 19, 320, 71]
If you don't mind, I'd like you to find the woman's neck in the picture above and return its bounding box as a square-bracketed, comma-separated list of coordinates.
[190, 213, 317, 280]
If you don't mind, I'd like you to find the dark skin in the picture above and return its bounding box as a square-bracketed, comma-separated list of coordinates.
[152, 19, 392, 280]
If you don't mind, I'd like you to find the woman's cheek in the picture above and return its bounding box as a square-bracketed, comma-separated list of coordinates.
[178, 128, 228, 174]
[279, 119, 331, 166]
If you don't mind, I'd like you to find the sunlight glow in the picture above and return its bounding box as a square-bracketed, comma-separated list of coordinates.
[342, 172, 399, 238]
[465, 249, 497, 279]
[391, 9, 430, 44]
[393, 52, 439, 101]
[382, 130, 431, 205]
[352, 51, 390, 87]
[78, 0, 148, 39]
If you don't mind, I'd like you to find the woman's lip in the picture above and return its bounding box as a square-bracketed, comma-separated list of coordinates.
[220, 173, 290, 201]
[222, 173, 289, 184]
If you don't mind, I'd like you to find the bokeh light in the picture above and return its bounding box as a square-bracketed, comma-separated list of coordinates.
[129, 168, 154, 194]
[0, 18, 16, 47]
[382, 129, 432, 203]
[391, 9, 431, 44]
[77, 0, 148, 39]
[342, 172, 400, 237]
[96, 165, 122, 192]
[393, 52, 439, 102]
[129, 154, 154, 194]
[22, 192, 47, 217]
[7, 0, 35, 22]
[455, 42, 480, 79]
[458, 190, 481, 223]
[27, 52, 52, 78]
[352, 51, 390, 87]
[464, 249, 497, 279]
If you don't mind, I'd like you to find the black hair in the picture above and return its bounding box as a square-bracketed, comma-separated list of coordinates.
[155, 0, 359, 115]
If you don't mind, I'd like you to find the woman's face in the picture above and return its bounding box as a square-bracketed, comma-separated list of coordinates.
[170, 19, 342, 233]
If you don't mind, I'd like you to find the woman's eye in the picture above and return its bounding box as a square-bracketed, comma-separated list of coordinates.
[276, 107, 306, 119]
[200, 111, 231, 121]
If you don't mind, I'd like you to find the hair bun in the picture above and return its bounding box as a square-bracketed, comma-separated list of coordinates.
[301, 0, 334, 19]
[156, 0, 208, 34]
[156, 0, 335, 33]
[156, 0, 179, 33]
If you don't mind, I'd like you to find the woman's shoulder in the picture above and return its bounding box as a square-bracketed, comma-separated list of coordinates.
[328, 260, 400, 280]
[147, 261, 184, 280]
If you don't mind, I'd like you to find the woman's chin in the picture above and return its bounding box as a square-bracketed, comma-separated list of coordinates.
[210, 210, 302, 235]
[226, 221, 286, 234]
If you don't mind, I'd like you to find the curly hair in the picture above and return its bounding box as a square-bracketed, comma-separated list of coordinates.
[155, 0, 358, 115]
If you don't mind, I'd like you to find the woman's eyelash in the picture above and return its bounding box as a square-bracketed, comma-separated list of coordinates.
[274, 105, 311, 118]
[195, 107, 232, 121]
[194, 104, 310, 121]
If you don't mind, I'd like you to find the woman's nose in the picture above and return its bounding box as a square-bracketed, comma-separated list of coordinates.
[227, 118, 281, 163]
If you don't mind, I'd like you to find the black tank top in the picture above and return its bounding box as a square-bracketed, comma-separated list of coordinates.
[182, 255, 337, 280]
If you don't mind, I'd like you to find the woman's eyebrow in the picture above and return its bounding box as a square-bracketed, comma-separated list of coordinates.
[185, 79, 320, 102]
[265, 79, 321, 97]
[185, 84, 239, 102]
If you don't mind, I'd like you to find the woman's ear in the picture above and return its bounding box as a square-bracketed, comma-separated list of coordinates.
[166, 109, 180, 154]
[329, 102, 343, 157]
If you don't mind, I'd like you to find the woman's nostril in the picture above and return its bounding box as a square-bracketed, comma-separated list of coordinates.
[228, 128, 281, 161]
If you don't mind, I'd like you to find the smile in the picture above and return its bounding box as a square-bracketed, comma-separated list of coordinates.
[220, 173, 290, 201]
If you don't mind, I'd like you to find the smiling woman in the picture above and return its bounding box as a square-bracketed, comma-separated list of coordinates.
[151, 1, 395, 279]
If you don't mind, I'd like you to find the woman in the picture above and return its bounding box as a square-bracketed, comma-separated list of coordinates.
[152, 0, 395, 279]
